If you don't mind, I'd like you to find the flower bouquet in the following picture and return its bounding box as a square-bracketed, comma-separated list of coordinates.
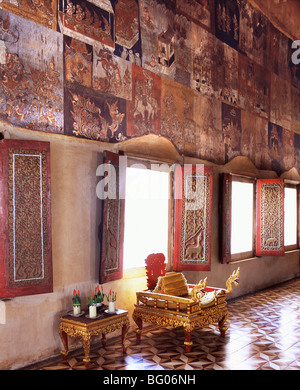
[72, 289, 81, 315]
[105, 289, 117, 313]
[95, 285, 104, 306]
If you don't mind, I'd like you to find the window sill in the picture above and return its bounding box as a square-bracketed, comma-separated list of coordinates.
[122, 267, 146, 280]
[229, 248, 300, 264]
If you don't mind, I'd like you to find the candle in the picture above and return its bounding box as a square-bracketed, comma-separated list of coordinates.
[108, 301, 115, 313]
[89, 305, 97, 318]
[73, 305, 81, 315]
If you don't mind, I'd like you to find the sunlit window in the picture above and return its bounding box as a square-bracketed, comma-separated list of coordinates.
[123, 167, 170, 270]
[231, 180, 254, 256]
[284, 187, 297, 248]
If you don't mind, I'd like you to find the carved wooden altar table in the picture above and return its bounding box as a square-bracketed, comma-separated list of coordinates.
[59, 308, 129, 368]
[133, 269, 239, 353]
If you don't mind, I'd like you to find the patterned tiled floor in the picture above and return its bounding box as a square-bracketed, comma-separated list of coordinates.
[23, 278, 300, 370]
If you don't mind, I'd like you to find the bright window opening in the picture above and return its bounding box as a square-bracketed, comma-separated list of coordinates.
[123, 167, 169, 270]
[284, 187, 297, 247]
[231, 180, 254, 255]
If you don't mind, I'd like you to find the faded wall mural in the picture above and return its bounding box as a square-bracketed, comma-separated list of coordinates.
[0, 0, 299, 175]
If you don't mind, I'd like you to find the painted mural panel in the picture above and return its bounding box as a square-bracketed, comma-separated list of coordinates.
[282, 128, 294, 172]
[239, 53, 269, 118]
[215, 0, 239, 50]
[93, 46, 132, 100]
[64, 36, 92, 88]
[270, 73, 291, 130]
[64, 86, 127, 142]
[222, 44, 238, 105]
[113, 0, 142, 65]
[126, 63, 161, 137]
[192, 25, 237, 105]
[239, 0, 268, 67]
[191, 25, 218, 99]
[58, 0, 114, 49]
[140, 0, 192, 87]
[268, 23, 289, 82]
[253, 62, 269, 118]
[0, 10, 63, 133]
[0, 0, 56, 30]
[140, 0, 176, 79]
[173, 12, 192, 87]
[176, 0, 211, 30]
[291, 86, 300, 134]
[294, 133, 300, 173]
[268, 122, 283, 175]
[222, 102, 241, 163]
[194, 93, 223, 164]
[161, 77, 195, 155]
[241, 111, 269, 170]
[238, 53, 254, 112]
[288, 38, 300, 90]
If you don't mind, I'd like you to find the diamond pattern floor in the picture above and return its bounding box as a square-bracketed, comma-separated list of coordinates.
[23, 278, 300, 370]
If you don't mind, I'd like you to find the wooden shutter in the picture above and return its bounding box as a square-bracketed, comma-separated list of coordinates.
[0, 139, 52, 298]
[221, 173, 232, 263]
[256, 178, 284, 256]
[99, 151, 125, 283]
[173, 164, 213, 271]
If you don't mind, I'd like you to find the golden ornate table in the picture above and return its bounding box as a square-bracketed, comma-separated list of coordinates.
[59, 308, 129, 368]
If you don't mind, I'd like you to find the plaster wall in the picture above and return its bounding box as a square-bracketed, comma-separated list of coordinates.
[0, 123, 299, 370]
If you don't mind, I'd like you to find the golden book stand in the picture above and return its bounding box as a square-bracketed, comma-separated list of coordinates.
[133, 269, 239, 352]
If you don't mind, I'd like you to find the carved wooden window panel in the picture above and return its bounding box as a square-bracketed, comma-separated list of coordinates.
[99, 151, 125, 283]
[0, 139, 52, 298]
[256, 178, 285, 257]
[99, 152, 172, 282]
[221, 175, 286, 262]
[173, 165, 213, 271]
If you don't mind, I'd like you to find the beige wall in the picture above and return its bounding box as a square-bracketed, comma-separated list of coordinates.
[0, 122, 299, 369]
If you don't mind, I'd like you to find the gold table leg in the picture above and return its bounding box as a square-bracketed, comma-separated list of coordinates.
[82, 334, 91, 368]
[59, 325, 69, 360]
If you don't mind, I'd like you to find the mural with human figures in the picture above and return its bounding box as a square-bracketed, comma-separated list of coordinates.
[0, 0, 299, 175]
[0, 10, 63, 133]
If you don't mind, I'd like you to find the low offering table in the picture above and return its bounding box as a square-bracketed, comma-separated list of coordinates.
[133, 269, 239, 352]
[59, 308, 129, 367]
